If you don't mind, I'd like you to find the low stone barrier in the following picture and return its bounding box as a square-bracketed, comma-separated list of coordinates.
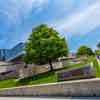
[0, 78, 100, 96]
[56, 64, 95, 81]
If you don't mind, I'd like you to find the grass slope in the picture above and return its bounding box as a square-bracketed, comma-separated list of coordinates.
[0, 56, 100, 89]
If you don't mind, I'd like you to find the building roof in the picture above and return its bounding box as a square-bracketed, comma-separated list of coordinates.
[0, 42, 25, 62]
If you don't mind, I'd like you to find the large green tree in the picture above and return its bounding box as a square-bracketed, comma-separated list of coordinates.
[76, 45, 94, 56]
[23, 24, 68, 71]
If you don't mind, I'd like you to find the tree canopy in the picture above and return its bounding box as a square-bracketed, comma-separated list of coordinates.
[95, 50, 100, 55]
[97, 41, 100, 49]
[23, 24, 68, 71]
[76, 45, 94, 56]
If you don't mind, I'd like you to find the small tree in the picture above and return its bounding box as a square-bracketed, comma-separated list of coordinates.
[97, 41, 100, 49]
[23, 24, 68, 71]
[95, 50, 100, 55]
[76, 45, 94, 56]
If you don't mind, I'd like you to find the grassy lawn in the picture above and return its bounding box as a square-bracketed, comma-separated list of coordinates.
[0, 72, 57, 89]
[0, 79, 16, 89]
[29, 72, 56, 85]
[0, 56, 100, 89]
[86, 56, 100, 77]
[92, 58, 100, 77]
[16, 71, 57, 86]
[63, 61, 88, 70]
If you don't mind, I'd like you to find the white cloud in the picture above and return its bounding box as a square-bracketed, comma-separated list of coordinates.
[52, 0, 100, 36]
[31, 0, 49, 14]
[0, 0, 49, 41]
[0, 0, 49, 24]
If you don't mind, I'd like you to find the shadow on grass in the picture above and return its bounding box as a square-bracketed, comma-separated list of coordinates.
[16, 71, 55, 86]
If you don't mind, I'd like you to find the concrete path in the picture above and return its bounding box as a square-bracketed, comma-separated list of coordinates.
[0, 97, 67, 100]
[0, 97, 100, 100]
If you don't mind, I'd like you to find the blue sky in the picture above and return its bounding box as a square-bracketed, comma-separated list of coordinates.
[0, 0, 100, 52]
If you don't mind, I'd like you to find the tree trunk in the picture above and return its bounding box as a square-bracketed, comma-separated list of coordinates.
[24, 63, 28, 68]
[49, 60, 54, 71]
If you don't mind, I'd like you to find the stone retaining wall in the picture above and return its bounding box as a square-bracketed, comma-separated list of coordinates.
[0, 78, 100, 96]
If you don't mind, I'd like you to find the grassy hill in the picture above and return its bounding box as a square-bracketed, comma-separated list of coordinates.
[0, 56, 100, 89]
